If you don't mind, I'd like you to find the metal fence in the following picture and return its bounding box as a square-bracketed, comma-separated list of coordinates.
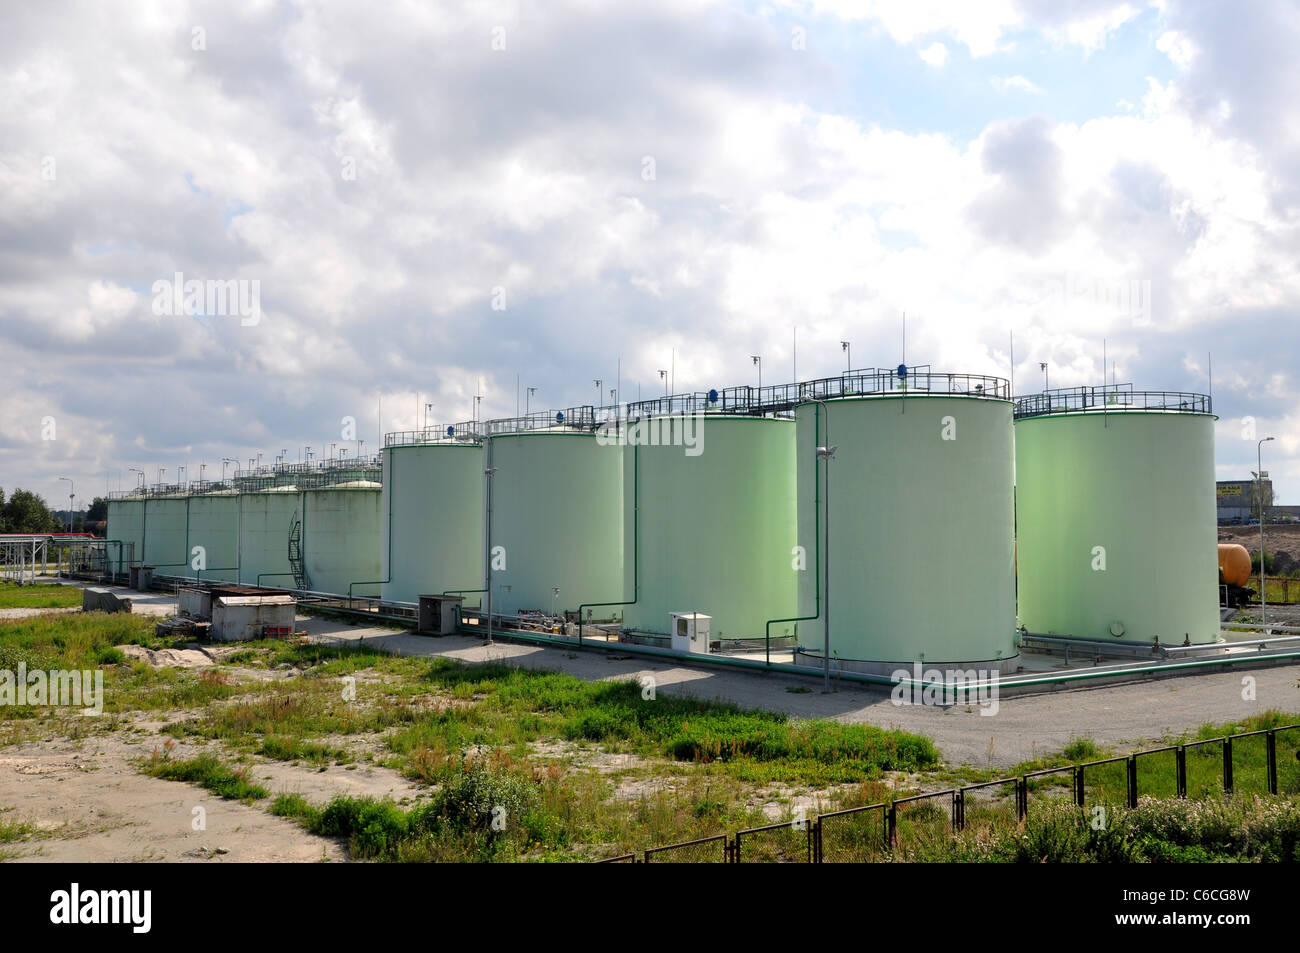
[598, 722, 1300, 862]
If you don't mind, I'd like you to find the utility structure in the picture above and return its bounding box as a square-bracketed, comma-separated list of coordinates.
[1258, 435, 1275, 628]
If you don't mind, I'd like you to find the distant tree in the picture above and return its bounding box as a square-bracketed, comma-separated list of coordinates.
[1250, 480, 1274, 522]
[86, 497, 108, 523]
[3, 489, 60, 534]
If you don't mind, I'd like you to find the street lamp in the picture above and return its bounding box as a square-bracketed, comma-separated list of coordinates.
[841, 341, 850, 372]
[221, 458, 236, 481]
[1039, 362, 1049, 391]
[1258, 436, 1275, 627]
[129, 467, 145, 489]
[483, 463, 498, 645]
[58, 478, 74, 532]
[526, 388, 536, 415]
[815, 424, 837, 695]
[594, 380, 602, 408]
[658, 369, 667, 397]
[751, 355, 762, 391]
[552, 586, 560, 619]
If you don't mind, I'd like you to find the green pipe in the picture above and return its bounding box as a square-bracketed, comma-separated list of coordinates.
[349, 447, 394, 599]
[196, 568, 238, 583]
[763, 401, 821, 666]
[443, 588, 486, 610]
[578, 444, 639, 646]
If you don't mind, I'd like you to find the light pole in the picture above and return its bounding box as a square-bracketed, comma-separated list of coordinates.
[1258, 436, 1275, 627]
[129, 467, 144, 489]
[424, 403, 433, 431]
[751, 355, 762, 391]
[158, 467, 166, 484]
[841, 341, 850, 372]
[1039, 362, 1049, 391]
[58, 478, 74, 532]
[552, 586, 560, 620]
[483, 459, 498, 645]
[200, 463, 207, 484]
[221, 458, 236, 482]
[594, 380, 602, 408]
[658, 369, 667, 398]
[526, 388, 536, 415]
[812, 400, 836, 694]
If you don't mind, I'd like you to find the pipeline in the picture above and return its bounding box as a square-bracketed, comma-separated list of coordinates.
[452, 617, 1300, 692]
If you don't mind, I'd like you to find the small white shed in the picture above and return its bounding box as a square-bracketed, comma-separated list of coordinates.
[211, 594, 296, 642]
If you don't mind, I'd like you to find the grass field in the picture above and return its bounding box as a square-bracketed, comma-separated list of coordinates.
[0, 583, 83, 610]
[2, 607, 1298, 861]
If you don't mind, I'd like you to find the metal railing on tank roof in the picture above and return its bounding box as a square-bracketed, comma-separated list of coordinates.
[233, 457, 380, 479]
[236, 467, 382, 491]
[384, 421, 482, 447]
[626, 366, 1009, 420]
[1013, 385, 1212, 419]
[485, 406, 597, 435]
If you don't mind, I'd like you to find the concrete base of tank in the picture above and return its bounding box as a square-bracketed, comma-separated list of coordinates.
[791, 650, 1021, 677]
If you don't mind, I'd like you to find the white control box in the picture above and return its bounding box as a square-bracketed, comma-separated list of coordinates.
[669, 611, 712, 654]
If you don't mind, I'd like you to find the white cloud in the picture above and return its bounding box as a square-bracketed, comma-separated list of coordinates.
[990, 74, 1043, 94]
[918, 41, 949, 67]
[1156, 29, 1197, 69]
[0, 0, 1298, 505]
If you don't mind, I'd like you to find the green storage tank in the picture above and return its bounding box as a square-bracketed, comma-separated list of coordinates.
[237, 486, 301, 589]
[1013, 387, 1219, 645]
[143, 495, 191, 578]
[381, 426, 485, 605]
[621, 414, 798, 643]
[186, 491, 239, 583]
[794, 371, 1018, 673]
[301, 482, 383, 596]
[486, 420, 624, 617]
[106, 497, 145, 570]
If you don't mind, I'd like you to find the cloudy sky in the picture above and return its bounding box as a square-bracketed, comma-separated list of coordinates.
[2, 0, 1297, 508]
